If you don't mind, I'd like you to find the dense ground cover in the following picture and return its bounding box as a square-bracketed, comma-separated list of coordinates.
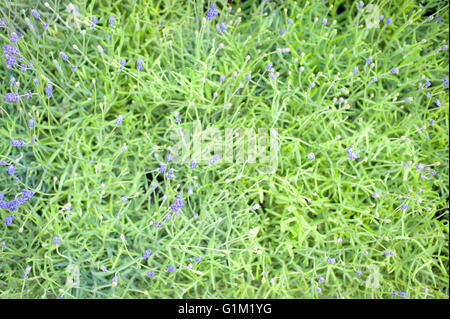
[0, 0, 448, 299]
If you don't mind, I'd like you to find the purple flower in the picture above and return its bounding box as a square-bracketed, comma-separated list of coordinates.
[266, 62, 273, 70]
[31, 9, 40, 19]
[53, 236, 60, 245]
[10, 32, 19, 44]
[194, 256, 201, 262]
[307, 153, 315, 159]
[400, 203, 408, 210]
[142, 249, 151, 259]
[416, 163, 424, 170]
[45, 83, 53, 98]
[147, 270, 154, 277]
[429, 120, 435, 125]
[170, 193, 184, 216]
[190, 160, 196, 170]
[166, 168, 174, 179]
[245, 75, 251, 82]
[316, 287, 322, 293]
[346, 146, 358, 161]
[109, 16, 115, 27]
[390, 68, 399, 74]
[216, 22, 226, 34]
[4, 215, 13, 226]
[317, 276, 325, 283]
[430, 170, 436, 176]
[385, 17, 392, 25]
[24, 266, 31, 278]
[91, 16, 98, 27]
[209, 154, 220, 165]
[206, 3, 218, 21]
[426, 92, 431, 98]
[5, 92, 19, 102]
[356, 269, 362, 276]
[159, 162, 167, 173]
[3, 44, 18, 56]
[112, 276, 119, 283]
[136, 58, 143, 71]
[121, 196, 127, 203]
[116, 114, 123, 126]
[7, 164, 14, 175]
[11, 139, 25, 147]
[220, 74, 225, 82]
[352, 67, 358, 75]
[22, 189, 34, 201]
[5, 55, 17, 68]
[435, 99, 441, 107]
[0, 241, 5, 247]
[280, 28, 286, 36]
[358, 1, 364, 10]
[443, 77, 449, 88]
[288, 19, 293, 24]
[167, 266, 175, 272]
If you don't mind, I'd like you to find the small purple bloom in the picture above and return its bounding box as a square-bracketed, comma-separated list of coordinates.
[206, 3, 218, 21]
[5, 92, 19, 102]
[5, 215, 13, 226]
[167, 266, 175, 272]
[10, 32, 19, 44]
[416, 163, 424, 170]
[109, 16, 115, 27]
[280, 28, 286, 36]
[7, 164, 14, 175]
[60, 51, 68, 61]
[116, 114, 123, 126]
[352, 67, 358, 75]
[385, 17, 392, 25]
[400, 203, 408, 210]
[147, 270, 154, 277]
[429, 120, 435, 125]
[45, 83, 53, 98]
[11, 139, 25, 147]
[159, 162, 167, 173]
[142, 249, 151, 259]
[220, 74, 225, 82]
[137, 58, 143, 71]
[346, 146, 358, 161]
[53, 236, 60, 245]
[194, 256, 202, 262]
[390, 68, 399, 74]
[435, 99, 441, 107]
